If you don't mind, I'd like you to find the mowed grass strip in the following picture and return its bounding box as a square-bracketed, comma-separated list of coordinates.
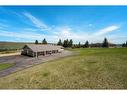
[0, 63, 15, 71]
[0, 48, 127, 89]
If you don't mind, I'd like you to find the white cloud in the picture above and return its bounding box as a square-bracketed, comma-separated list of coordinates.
[0, 23, 9, 29]
[0, 30, 44, 40]
[0, 24, 122, 44]
[94, 25, 119, 36]
[51, 25, 121, 43]
[0, 30, 59, 43]
[52, 27, 74, 39]
[51, 27, 88, 43]
[23, 12, 50, 31]
[88, 24, 93, 27]
[23, 28, 38, 32]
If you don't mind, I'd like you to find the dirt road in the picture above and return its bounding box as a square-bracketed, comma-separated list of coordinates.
[0, 52, 21, 57]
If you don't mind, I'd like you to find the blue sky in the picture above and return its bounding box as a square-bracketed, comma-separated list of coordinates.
[0, 6, 127, 44]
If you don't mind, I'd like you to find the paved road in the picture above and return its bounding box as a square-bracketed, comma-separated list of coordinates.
[0, 50, 73, 77]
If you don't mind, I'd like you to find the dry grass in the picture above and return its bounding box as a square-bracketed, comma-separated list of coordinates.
[0, 48, 127, 89]
[0, 52, 20, 57]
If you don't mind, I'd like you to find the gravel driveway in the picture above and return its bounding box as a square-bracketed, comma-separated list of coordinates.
[0, 50, 73, 77]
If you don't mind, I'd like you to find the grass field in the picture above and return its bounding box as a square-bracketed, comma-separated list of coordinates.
[0, 48, 127, 89]
[0, 42, 28, 54]
[0, 63, 15, 71]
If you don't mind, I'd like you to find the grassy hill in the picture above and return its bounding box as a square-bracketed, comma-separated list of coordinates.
[0, 48, 127, 89]
[0, 42, 27, 50]
[0, 42, 31, 54]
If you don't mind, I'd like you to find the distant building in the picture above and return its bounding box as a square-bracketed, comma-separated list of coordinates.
[108, 42, 117, 48]
[21, 44, 64, 57]
[90, 42, 116, 48]
[90, 43, 102, 48]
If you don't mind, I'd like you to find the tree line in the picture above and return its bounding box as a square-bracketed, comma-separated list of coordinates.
[122, 41, 127, 47]
[57, 38, 109, 48]
[35, 38, 127, 48]
[35, 38, 47, 44]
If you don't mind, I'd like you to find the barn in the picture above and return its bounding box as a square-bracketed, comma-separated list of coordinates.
[21, 44, 64, 57]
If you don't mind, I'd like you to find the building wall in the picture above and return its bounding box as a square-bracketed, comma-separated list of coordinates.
[21, 46, 35, 57]
[21, 45, 62, 57]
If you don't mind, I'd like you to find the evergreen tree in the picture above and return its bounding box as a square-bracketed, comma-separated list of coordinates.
[126, 41, 127, 47]
[83, 40, 89, 48]
[122, 43, 126, 47]
[57, 39, 62, 46]
[63, 39, 68, 48]
[78, 42, 81, 48]
[66, 39, 69, 47]
[68, 39, 73, 47]
[42, 38, 47, 44]
[35, 40, 38, 44]
[102, 38, 109, 48]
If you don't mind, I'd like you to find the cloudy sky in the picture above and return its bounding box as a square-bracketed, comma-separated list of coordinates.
[0, 6, 127, 44]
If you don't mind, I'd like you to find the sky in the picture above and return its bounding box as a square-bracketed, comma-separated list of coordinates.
[0, 6, 127, 44]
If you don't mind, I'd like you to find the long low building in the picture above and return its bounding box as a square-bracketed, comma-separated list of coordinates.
[21, 44, 64, 57]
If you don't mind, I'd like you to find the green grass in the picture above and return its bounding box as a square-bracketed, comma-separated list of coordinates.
[0, 63, 15, 71]
[0, 48, 127, 89]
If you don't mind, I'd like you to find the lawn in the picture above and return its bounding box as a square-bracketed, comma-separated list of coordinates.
[0, 48, 127, 89]
[0, 63, 15, 71]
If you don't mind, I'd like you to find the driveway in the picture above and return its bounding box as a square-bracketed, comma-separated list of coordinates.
[0, 50, 73, 77]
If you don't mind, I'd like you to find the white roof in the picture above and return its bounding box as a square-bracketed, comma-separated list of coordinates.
[23, 44, 63, 52]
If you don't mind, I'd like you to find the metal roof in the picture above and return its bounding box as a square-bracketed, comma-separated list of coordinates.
[23, 44, 63, 52]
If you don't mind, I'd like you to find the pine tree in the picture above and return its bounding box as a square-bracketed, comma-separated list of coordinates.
[57, 39, 62, 46]
[83, 40, 89, 48]
[102, 38, 109, 48]
[63, 40, 68, 48]
[35, 40, 38, 44]
[122, 43, 126, 47]
[78, 42, 81, 48]
[66, 39, 69, 47]
[42, 38, 47, 44]
[68, 39, 73, 47]
[126, 41, 127, 47]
